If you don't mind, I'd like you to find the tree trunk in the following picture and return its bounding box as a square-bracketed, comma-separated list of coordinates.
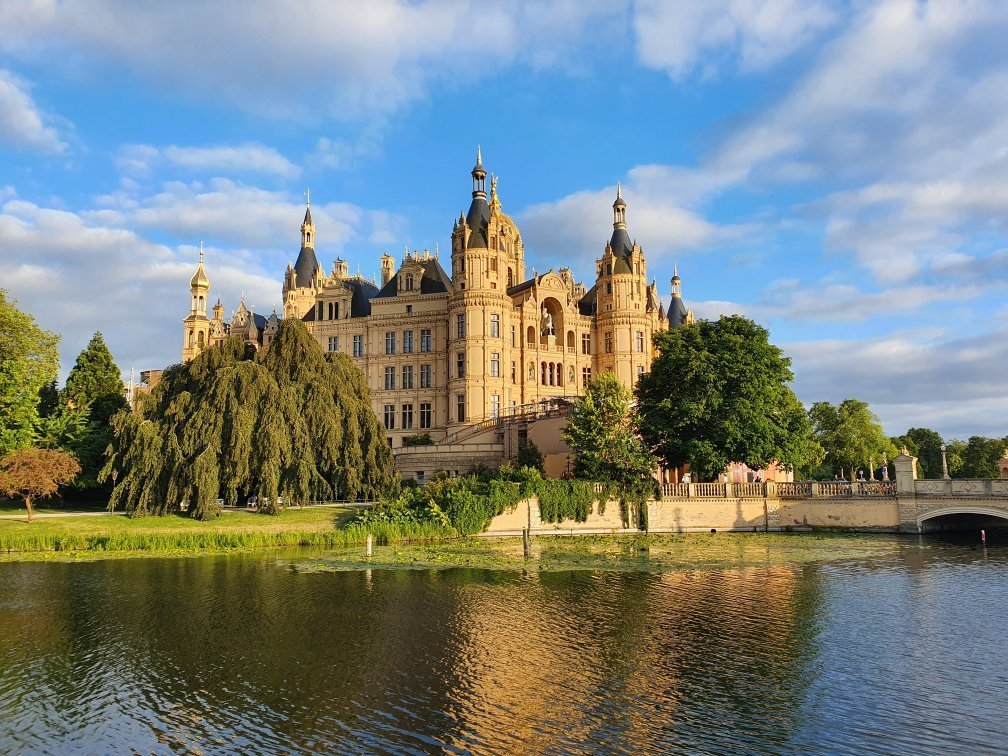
[25, 497, 33, 523]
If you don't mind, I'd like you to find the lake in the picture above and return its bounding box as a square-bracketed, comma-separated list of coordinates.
[1, 534, 1006, 753]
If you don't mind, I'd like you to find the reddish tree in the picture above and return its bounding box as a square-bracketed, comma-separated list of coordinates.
[0, 447, 80, 522]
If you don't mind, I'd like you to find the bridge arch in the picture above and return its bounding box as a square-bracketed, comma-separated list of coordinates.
[918, 505, 1008, 531]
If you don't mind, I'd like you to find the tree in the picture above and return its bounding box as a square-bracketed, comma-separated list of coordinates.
[64, 332, 127, 426]
[949, 436, 1008, 478]
[516, 440, 544, 472]
[102, 320, 395, 519]
[0, 447, 80, 522]
[563, 372, 656, 490]
[636, 315, 822, 481]
[810, 399, 899, 479]
[52, 332, 128, 491]
[0, 291, 60, 456]
[892, 427, 944, 478]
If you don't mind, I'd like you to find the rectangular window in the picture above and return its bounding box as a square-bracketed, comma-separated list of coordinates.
[490, 313, 499, 338]
[583, 367, 592, 386]
[353, 334, 364, 357]
[606, 282, 612, 295]
[420, 364, 432, 388]
[456, 352, 465, 379]
[328, 336, 339, 352]
[383, 404, 395, 430]
[403, 330, 414, 354]
[457, 314, 466, 339]
[456, 393, 465, 423]
[582, 333, 591, 354]
[635, 331, 645, 352]
[490, 352, 499, 378]
[402, 365, 414, 389]
[406, 304, 413, 315]
[401, 403, 414, 430]
[420, 328, 432, 352]
[317, 302, 324, 320]
[605, 332, 613, 353]
[491, 394, 500, 418]
[511, 360, 516, 383]
[385, 331, 395, 355]
[419, 402, 432, 429]
[384, 366, 395, 390]
[511, 325, 516, 347]
[637, 365, 645, 383]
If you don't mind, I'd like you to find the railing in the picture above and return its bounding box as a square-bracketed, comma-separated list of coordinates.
[815, 481, 852, 497]
[735, 482, 764, 498]
[778, 481, 813, 499]
[694, 482, 723, 497]
[656, 480, 899, 500]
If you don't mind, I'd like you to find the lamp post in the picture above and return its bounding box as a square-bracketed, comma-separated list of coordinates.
[941, 444, 950, 480]
[110, 469, 118, 513]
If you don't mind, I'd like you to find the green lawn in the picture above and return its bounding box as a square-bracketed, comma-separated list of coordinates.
[0, 507, 373, 559]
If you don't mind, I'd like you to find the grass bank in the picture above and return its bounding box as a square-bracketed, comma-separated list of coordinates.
[0, 507, 454, 561]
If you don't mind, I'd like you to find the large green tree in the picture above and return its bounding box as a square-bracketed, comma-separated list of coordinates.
[636, 315, 822, 481]
[810, 399, 899, 479]
[102, 319, 395, 519]
[563, 372, 656, 490]
[0, 291, 60, 456]
[892, 427, 945, 478]
[58, 332, 128, 489]
[946, 436, 1008, 478]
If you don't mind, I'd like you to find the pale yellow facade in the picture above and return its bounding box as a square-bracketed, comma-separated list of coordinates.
[182, 151, 694, 475]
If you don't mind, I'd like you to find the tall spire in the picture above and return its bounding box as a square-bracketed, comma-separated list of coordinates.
[199, 240, 204, 264]
[612, 181, 627, 228]
[301, 191, 315, 249]
[471, 145, 487, 198]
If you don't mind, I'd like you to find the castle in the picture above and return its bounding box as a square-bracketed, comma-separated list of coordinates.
[183, 150, 693, 479]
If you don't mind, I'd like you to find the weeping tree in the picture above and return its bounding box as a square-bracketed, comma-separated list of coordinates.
[102, 320, 395, 519]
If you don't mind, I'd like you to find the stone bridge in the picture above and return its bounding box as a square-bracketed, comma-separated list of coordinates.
[484, 452, 1008, 535]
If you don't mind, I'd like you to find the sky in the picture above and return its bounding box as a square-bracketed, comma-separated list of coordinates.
[1, 0, 1006, 440]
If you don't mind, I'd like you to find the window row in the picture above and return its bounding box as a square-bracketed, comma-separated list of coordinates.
[383, 364, 435, 390]
[383, 402, 433, 430]
[385, 329, 434, 355]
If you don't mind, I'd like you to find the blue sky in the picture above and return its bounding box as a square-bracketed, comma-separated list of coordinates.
[2, 0, 1006, 439]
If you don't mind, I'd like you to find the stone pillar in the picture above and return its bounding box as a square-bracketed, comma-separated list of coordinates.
[894, 451, 919, 533]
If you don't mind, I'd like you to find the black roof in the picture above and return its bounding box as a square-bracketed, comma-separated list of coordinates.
[300, 277, 379, 321]
[465, 196, 490, 249]
[293, 245, 320, 288]
[507, 277, 537, 297]
[668, 295, 689, 327]
[609, 226, 633, 258]
[375, 258, 453, 298]
[577, 285, 597, 316]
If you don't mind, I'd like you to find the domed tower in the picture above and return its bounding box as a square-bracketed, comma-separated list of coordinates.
[283, 195, 324, 320]
[447, 148, 523, 428]
[183, 243, 212, 362]
[593, 185, 662, 388]
[667, 264, 694, 328]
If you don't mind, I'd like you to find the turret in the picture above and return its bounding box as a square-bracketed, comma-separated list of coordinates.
[189, 242, 210, 315]
[381, 253, 395, 286]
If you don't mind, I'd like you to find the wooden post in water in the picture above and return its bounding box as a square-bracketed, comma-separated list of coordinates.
[366, 533, 373, 558]
[523, 528, 530, 558]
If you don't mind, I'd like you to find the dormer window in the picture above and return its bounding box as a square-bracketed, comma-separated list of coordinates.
[405, 273, 415, 291]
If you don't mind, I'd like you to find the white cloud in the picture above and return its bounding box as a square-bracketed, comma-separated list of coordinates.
[0, 0, 623, 119]
[634, 0, 840, 79]
[119, 143, 299, 178]
[785, 329, 1008, 439]
[0, 68, 66, 152]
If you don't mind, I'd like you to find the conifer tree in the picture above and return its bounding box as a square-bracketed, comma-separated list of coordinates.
[103, 320, 394, 519]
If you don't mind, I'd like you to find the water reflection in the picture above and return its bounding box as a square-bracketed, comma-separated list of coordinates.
[0, 539, 1006, 753]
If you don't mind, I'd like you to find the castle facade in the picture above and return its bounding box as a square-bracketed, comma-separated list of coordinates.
[183, 150, 693, 477]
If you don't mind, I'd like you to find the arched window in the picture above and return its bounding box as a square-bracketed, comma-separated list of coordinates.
[198, 295, 204, 311]
[567, 330, 575, 350]
[541, 362, 547, 385]
[405, 273, 415, 291]
[527, 326, 535, 347]
[507, 267, 513, 287]
[557, 363, 563, 387]
[198, 331, 205, 347]
[188, 330, 194, 348]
